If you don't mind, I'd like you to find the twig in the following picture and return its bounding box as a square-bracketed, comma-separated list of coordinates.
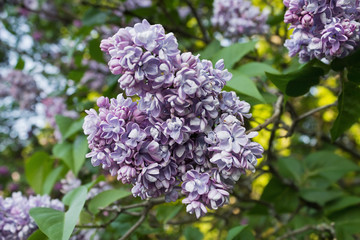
[119, 201, 153, 240]
[101, 197, 165, 212]
[322, 135, 360, 159]
[282, 101, 337, 138]
[157, 0, 206, 42]
[289, 126, 360, 159]
[76, 209, 122, 229]
[276, 223, 335, 240]
[246, 94, 284, 134]
[184, 0, 210, 43]
[76, 197, 165, 231]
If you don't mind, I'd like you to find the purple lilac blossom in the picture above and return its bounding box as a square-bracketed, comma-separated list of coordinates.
[284, 0, 360, 62]
[1, 70, 40, 110]
[211, 0, 269, 41]
[0, 192, 64, 239]
[80, 60, 109, 91]
[83, 19, 263, 218]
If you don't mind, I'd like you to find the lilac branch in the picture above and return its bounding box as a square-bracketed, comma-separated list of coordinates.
[246, 94, 284, 134]
[276, 223, 335, 240]
[184, 0, 210, 43]
[282, 101, 337, 138]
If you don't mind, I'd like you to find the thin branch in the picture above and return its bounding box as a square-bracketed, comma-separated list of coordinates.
[282, 101, 337, 138]
[76, 209, 122, 229]
[76, 197, 165, 231]
[102, 197, 165, 212]
[276, 223, 335, 240]
[321, 135, 360, 159]
[289, 126, 360, 159]
[246, 94, 284, 134]
[119, 202, 152, 240]
[157, 0, 206, 42]
[184, 0, 210, 43]
[119, 211, 148, 240]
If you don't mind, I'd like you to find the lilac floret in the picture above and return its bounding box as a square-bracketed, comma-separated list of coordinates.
[182, 170, 210, 200]
[162, 117, 190, 144]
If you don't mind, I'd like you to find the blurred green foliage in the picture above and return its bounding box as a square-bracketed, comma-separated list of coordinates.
[1, 0, 360, 239]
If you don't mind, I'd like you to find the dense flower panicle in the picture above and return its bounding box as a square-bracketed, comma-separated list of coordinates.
[0, 192, 64, 239]
[83, 19, 263, 218]
[211, 0, 269, 40]
[284, 0, 360, 62]
[1, 70, 39, 110]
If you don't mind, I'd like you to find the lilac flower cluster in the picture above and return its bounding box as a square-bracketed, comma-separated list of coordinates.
[211, 0, 269, 40]
[0, 192, 64, 239]
[83, 19, 263, 218]
[284, 0, 360, 63]
[80, 60, 109, 91]
[42, 97, 78, 140]
[1, 70, 39, 110]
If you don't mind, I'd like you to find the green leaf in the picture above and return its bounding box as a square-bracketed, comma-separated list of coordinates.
[68, 70, 85, 83]
[224, 71, 265, 104]
[30, 186, 87, 240]
[79, 210, 93, 225]
[347, 66, 360, 84]
[55, 115, 74, 140]
[300, 189, 343, 206]
[89, 38, 105, 63]
[226, 225, 254, 240]
[62, 118, 84, 140]
[325, 195, 360, 215]
[88, 189, 131, 215]
[82, 8, 108, 26]
[30, 208, 65, 240]
[53, 141, 74, 172]
[304, 151, 360, 185]
[42, 166, 64, 195]
[267, 13, 285, 26]
[25, 152, 53, 194]
[28, 229, 48, 240]
[260, 177, 299, 213]
[276, 157, 304, 185]
[183, 226, 203, 240]
[156, 203, 183, 224]
[331, 48, 360, 71]
[336, 220, 360, 240]
[331, 81, 360, 140]
[198, 40, 221, 60]
[84, 175, 106, 190]
[236, 62, 280, 77]
[72, 135, 88, 176]
[15, 57, 25, 70]
[329, 205, 360, 240]
[266, 61, 324, 97]
[211, 41, 257, 69]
